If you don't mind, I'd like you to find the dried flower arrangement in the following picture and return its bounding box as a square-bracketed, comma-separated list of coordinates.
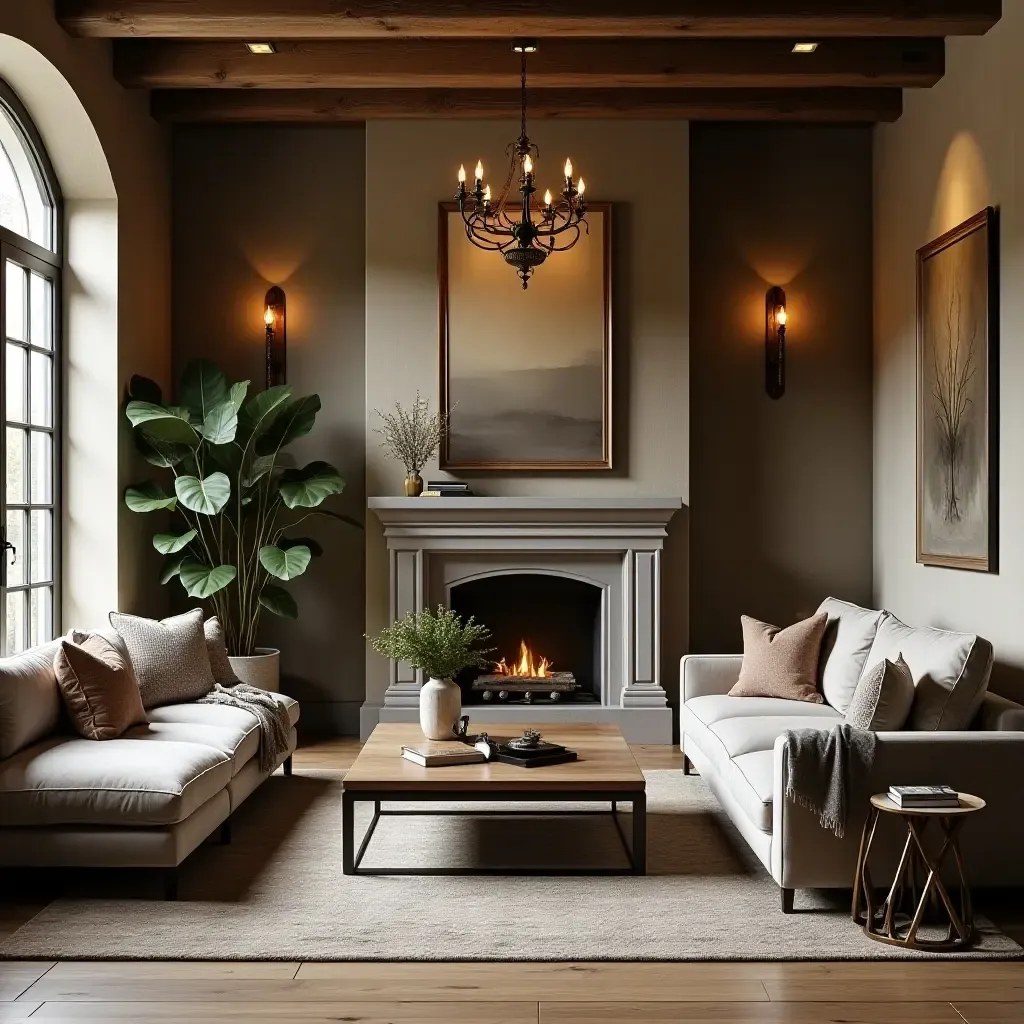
[374, 393, 449, 495]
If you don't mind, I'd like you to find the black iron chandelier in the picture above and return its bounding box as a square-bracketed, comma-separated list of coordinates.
[455, 40, 588, 289]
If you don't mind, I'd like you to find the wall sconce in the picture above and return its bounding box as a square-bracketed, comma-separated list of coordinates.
[264, 286, 286, 388]
[765, 286, 787, 400]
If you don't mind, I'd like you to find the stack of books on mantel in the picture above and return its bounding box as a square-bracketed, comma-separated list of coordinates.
[421, 480, 474, 498]
[888, 784, 960, 809]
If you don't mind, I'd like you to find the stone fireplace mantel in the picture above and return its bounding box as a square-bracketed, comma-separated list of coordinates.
[367, 496, 682, 743]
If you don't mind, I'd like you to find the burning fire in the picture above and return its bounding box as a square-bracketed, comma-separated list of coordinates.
[494, 640, 553, 679]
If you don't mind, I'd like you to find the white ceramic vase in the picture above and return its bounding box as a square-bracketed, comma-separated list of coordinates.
[227, 647, 280, 692]
[419, 677, 461, 740]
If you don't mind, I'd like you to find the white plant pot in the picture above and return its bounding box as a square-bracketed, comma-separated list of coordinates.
[227, 648, 280, 693]
[419, 677, 461, 740]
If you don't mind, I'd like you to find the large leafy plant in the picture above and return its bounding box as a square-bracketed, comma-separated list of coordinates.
[124, 360, 357, 656]
[369, 607, 494, 681]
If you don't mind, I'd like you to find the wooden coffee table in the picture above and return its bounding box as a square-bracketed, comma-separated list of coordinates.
[342, 722, 646, 876]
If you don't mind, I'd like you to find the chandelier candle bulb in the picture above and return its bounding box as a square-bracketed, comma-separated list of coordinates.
[543, 189, 552, 207]
[523, 154, 533, 175]
[474, 160, 483, 183]
[564, 157, 573, 180]
[577, 177, 586, 197]
[458, 164, 466, 184]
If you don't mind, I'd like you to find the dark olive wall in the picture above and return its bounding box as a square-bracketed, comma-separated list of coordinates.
[689, 123, 874, 652]
[172, 125, 367, 735]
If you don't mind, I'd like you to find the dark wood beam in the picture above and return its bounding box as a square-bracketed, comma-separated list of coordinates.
[115, 37, 944, 90]
[58, 1, 1001, 39]
[151, 86, 903, 122]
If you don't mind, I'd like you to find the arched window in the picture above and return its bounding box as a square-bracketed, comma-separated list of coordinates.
[0, 81, 61, 654]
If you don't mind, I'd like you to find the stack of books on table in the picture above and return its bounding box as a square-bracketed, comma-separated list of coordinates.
[401, 741, 486, 767]
[421, 480, 474, 498]
[888, 784, 960, 809]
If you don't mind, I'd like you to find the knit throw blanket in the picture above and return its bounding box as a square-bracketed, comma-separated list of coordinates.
[783, 723, 877, 838]
[198, 683, 291, 774]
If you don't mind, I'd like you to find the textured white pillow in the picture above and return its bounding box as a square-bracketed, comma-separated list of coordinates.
[844, 655, 915, 731]
[860, 612, 992, 730]
[816, 597, 883, 714]
[108, 608, 215, 709]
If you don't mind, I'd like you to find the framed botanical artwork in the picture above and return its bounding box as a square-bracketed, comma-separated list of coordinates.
[438, 201, 612, 471]
[916, 207, 999, 571]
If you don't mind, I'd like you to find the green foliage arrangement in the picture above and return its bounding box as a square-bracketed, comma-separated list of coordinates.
[123, 359, 359, 656]
[368, 606, 494, 681]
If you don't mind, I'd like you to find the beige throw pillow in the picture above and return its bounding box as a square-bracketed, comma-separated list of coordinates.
[730, 613, 828, 704]
[204, 616, 239, 685]
[54, 635, 148, 740]
[109, 608, 215, 709]
[844, 655, 915, 731]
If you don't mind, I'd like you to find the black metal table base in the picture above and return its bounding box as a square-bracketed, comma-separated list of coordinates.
[342, 789, 647, 876]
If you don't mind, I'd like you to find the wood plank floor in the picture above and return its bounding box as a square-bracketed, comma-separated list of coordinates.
[2, 739, 1022, 1023]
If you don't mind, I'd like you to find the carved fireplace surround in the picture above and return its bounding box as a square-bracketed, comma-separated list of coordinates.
[367, 497, 681, 743]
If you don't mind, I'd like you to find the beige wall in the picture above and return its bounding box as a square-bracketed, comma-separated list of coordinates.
[874, 7, 1024, 700]
[0, 7, 171, 628]
[364, 120, 690, 727]
[690, 123, 875, 653]
[172, 125, 367, 733]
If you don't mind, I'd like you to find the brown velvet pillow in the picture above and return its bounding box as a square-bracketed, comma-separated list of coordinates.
[53, 635, 148, 740]
[730, 613, 828, 704]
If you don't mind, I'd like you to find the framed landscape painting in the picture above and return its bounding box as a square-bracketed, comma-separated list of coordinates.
[438, 201, 612, 471]
[916, 207, 998, 571]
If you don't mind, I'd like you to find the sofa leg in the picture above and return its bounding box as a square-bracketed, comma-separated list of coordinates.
[781, 887, 795, 914]
[164, 870, 179, 901]
[683, 754, 695, 776]
[220, 817, 232, 845]
[283, 754, 293, 776]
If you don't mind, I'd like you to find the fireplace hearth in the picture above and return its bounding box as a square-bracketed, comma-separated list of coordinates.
[366, 496, 681, 743]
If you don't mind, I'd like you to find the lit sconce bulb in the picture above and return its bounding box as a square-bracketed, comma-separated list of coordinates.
[564, 157, 573, 179]
[474, 160, 484, 182]
[523, 154, 533, 174]
[458, 164, 466, 184]
[777, 307, 788, 326]
[264, 306, 275, 327]
[577, 176, 586, 196]
[483, 185, 492, 202]
[543, 189, 553, 207]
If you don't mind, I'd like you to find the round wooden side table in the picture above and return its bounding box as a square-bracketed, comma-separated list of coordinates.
[851, 792, 985, 951]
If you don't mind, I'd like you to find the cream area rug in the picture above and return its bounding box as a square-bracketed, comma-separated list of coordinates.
[1, 769, 1019, 961]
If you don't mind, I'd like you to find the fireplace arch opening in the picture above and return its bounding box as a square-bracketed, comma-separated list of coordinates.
[449, 572, 602, 705]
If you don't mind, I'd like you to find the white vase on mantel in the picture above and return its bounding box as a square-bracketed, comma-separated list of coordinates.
[227, 647, 280, 693]
[419, 677, 461, 740]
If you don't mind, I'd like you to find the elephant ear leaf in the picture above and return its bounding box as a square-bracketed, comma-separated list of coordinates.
[160, 553, 188, 584]
[280, 536, 324, 557]
[229, 380, 250, 412]
[126, 401, 200, 446]
[277, 461, 344, 508]
[238, 385, 291, 445]
[134, 431, 191, 469]
[180, 360, 229, 421]
[125, 482, 177, 513]
[152, 529, 197, 555]
[255, 395, 320, 456]
[260, 584, 298, 619]
[129, 375, 162, 405]
[201, 400, 238, 445]
[179, 561, 237, 599]
[259, 544, 311, 581]
[175, 472, 231, 515]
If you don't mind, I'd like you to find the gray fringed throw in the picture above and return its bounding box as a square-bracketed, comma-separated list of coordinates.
[198, 683, 291, 773]
[783, 723, 876, 838]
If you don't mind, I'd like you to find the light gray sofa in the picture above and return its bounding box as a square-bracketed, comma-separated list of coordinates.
[681, 599, 1024, 913]
[0, 636, 299, 897]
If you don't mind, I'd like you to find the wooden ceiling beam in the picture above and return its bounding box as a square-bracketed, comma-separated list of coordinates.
[57, 1, 1001, 39]
[115, 37, 944, 90]
[151, 86, 903, 122]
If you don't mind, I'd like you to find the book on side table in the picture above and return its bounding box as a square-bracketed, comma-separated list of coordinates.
[888, 784, 960, 808]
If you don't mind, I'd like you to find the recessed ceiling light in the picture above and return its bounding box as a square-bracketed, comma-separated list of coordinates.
[245, 42, 277, 55]
[792, 42, 819, 53]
